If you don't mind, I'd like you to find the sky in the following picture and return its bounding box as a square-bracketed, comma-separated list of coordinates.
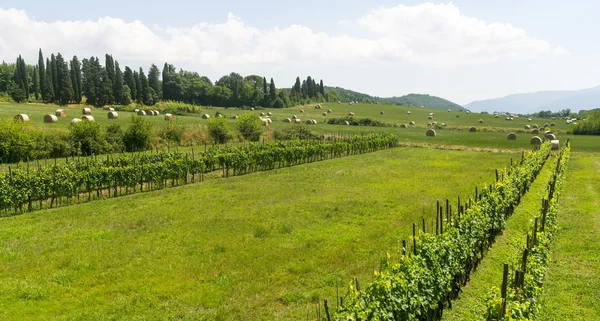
[1, 0, 599, 105]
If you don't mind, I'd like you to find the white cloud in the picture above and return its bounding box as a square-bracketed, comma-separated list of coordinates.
[0, 3, 567, 70]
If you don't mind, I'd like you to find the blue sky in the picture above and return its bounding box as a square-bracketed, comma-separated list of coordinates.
[1, 0, 598, 104]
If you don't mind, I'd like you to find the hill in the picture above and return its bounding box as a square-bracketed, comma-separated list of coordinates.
[324, 87, 466, 111]
[465, 85, 600, 114]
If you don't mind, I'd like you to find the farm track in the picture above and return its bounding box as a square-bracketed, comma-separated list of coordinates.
[537, 156, 600, 320]
[441, 155, 557, 321]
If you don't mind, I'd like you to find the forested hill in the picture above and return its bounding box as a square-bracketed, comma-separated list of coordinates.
[325, 87, 466, 111]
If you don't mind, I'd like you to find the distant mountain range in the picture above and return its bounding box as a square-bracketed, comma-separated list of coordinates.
[325, 86, 466, 111]
[465, 85, 600, 114]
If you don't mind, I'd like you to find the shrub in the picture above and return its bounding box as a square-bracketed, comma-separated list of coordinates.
[237, 112, 263, 141]
[0, 119, 37, 162]
[105, 124, 124, 153]
[158, 120, 185, 145]
[69, 120, 105, 156]
[274, 125, 319, 140]
[207, 117, 231, 144]
[123, 116, 153, 152]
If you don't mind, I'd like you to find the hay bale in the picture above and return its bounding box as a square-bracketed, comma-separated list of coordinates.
[428, 115, 433, 120]
[134, 109, 139, 112]
[260, 112, 265, 116]
[164, 113, 174, 120]
[427, 123, 432, 127]
[82, 115, 95, 122]
[507, 132, 517, 140]
[348, 112, 355, 116]
[550, 122, 556, 127]
[147, 110, 155, 116]
[543, 123, 549, 128]
[448, 109, 451, 112]
[266, 118, 272, 124]
[456, 114, 460, 118]
[441, 123, 447, 127]
[407, 111, 411, 115]
[14, 114, 30, 122]
[495, 115, 499, 118]
[432, 121, 438, 126]
[202, 114, 210, 119]
[232, 115, 238, 119]
[108, 107, 115, 111]
[327, 109, 332, 113]
[528, 118, 532, 121]
[531, 129, 539, 134]
[294, 119, 301, 124]
[380, 111, 384, 115]
[469, 126, 476, 132]
[312, 119, 318, 124]
[284, 118, 291, 123]
[108, 111, 119, 119]
[154, 110, 160, 116]
[44, 114, 58, 123]
[551, 140, 559, 150]
[322, 112, 327, 116]
[428, 112, 434, 116]
[82, 108, 92, 115]
[400, 124, 407, 128]
[409, 121, 415, 126]
[267, 112, 272, 116]
[545, 133, 556, 140]
[262, 119, 269, 126]
[478, 119, 484, 123]
[530, 136, 542, 145]
[426, 129, 436, 137]
[137, 110, 147, 116]
[292, 115, 298, 119]
[300, 109, 304, 113]
[70, 118, 81, 125]
[55, 109, 66, 117]
[344, 121, 350, 126]
[524, 125, 531, 130]
[533, 124, 538, 129]
[306, 119, 313, 124]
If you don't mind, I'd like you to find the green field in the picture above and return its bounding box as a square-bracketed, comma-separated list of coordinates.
[0, 147, 515, 320]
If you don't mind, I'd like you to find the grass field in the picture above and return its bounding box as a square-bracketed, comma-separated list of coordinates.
[537, 156, 600, 320]
[441, 155, 557, 321]
[0, 147, 516, 320]
[4, 102, 599, 153]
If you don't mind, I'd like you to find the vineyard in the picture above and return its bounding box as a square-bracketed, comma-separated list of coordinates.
[0, 133, 398, 215]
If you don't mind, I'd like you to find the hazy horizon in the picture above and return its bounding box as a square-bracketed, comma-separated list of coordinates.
[1, 0, 599, 105]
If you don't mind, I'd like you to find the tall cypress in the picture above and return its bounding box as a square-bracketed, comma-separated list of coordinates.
[306, 76, 313, 98]
[56, 53, 73, 105]
[124, 67, 136, 101]
[45, 58, 54, 103]
[148, 64, 161, 99]
[104, 55, 115, 104]
[32, 67, 39, 100]
[294, 77, 301, 94]
[13, 55, 29, 99]
[113, 61, 124, 104]
[269, 78, 276, 101]
[312, 79, 317, 98]
[263, 76, 268, 96]
[139, 67, 151, 105]
[50, 54, 58, 97]
[319, 79, 324, 96]
[38, 49, 46, 101]
[70, 56, 82, 103]
[161, 63, 169, 100]
[134, 70, 142, 104]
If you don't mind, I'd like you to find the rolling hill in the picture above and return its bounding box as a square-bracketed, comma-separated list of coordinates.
[465, 85, 600, 114]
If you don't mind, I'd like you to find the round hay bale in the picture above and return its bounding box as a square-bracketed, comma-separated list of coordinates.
[545, 133, 556, 140]
[551, 140, 559, 150]
[267, 112, 272, 116]
[260, 112, 265, 116]
[322, 112, 327, 116]
[380, 111, 384, 115]
[495, 115, 499, 118]
[154, 110, 160, 116]
[283, 118, 291, 123]
[478, 119, 484, 123]
[44, 114, 58, 123]
[550, 122, 556, 127]
[292, 115, 298, 119]
[266, 118, 272, 124]
[507, 132, 517, 140]
[82, 115, 95, 122]
[137, 110, 147, 116]
[448, 109, 451, 112]
[82, 108, 92, 115]
[432, 121, 438, 126]
[108, 107, 115, 111]
[55, 109, 66, 117]
[528, 118, 532, 122]
[400, 124, 407, 128]
[202, 114, 210, 119]
[231, 115, 238, 119]
[294, 119, 301, 124]
[262, 119, 269, 126]
[409, 121, 415, 126]
[456, 114, 460, 118]
[348, 112, 355, 116]
[427, 123, 432, 127]
[327, 109, 332, 113]
[300, 109, 304, 113]
[441, 123, 447, 127]
[543, 123, 549, 128]
[407, 111, 411, 115]
[14, 114, 30, 122]
[108, 111, 119, 119]
[426, 129, 436, 137]
[428, 116, 433, 120]
[70, 118, 81, 125]
[344, 121, 350, 126]
[533, 124, 539, 129]
[216, 114, 223, 118]
[306, 119, 313, 124]
[312, 119, 318, 124]
[147, 110, 154, 116]
[531, 129, 539, 134]
[134, 109, 140, 112]
[530, 136, 542, 145]
[164, 113, 174, 120]
[469, 126, 476, 132]
[524, 125, 531, 130]
[428, 112, 434, 116]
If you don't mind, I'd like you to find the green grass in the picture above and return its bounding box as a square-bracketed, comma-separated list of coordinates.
[537, 156, 600, 320]
[4, 102, 600, 153]
[441, 154, 557, 321]
[0, 147, 516, 320]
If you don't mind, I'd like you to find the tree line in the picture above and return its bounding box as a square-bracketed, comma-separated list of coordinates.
[0, 49, 344, 108]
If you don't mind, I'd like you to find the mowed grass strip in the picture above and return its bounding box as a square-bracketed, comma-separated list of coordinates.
[538, 156, 600, 320]
[442, 154, 557, 321]
[0, 148, 515, 321]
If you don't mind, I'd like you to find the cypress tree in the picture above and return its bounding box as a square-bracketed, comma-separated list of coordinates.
[161, 63, 169, 100]
[99, 67, 113, 106]
[51, 54, 58, 97]
[104, 55, 115, 104]
[301, 80, 307, 98]
[139, 68, 152, 105]
[294, 77, 301, 94]
[269, 78, 276, 101]
[113, 61, 124, 104]
[312, 79, 317, 98]
[56, 53, 73, 105]
[32, 66, 39, 100]
[70, 56, 82, 103]
[263, 76, 268, 96]
[134, 70, 142, 104]
[148, 64, 161, 99]
[306, 76, 314, 98]
[38, 49, 46, 101]
[319, 79, 325, 96]
[124, 66, 136, 101]
[45, 58, 54, 103]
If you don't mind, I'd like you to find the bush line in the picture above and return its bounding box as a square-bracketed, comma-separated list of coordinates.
[331, 142, 552, 321]
[484, 141, 571, 320]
